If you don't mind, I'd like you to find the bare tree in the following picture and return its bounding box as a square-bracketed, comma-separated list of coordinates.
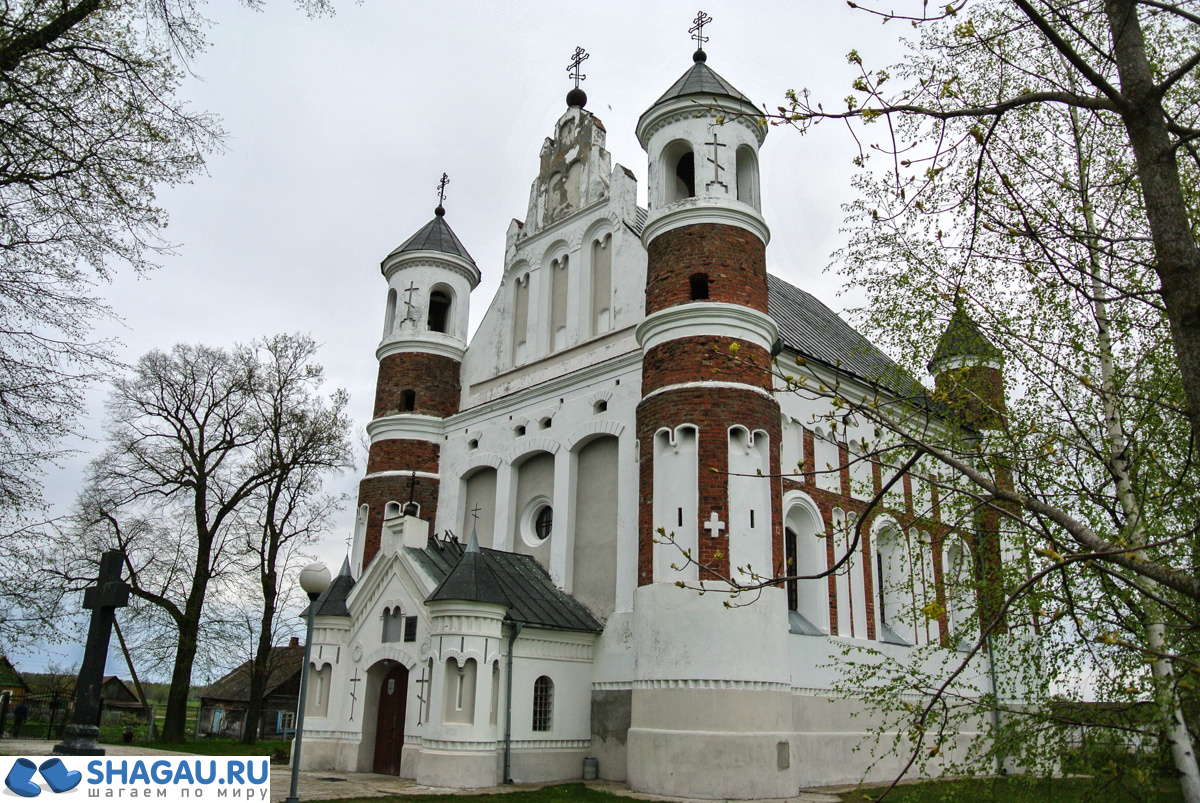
[236, 335, 351, 744]
[54, 335, 349, 743]
[0, 0, 333, 532]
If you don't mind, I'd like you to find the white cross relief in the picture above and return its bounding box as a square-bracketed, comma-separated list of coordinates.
[704, 511, 726, 538]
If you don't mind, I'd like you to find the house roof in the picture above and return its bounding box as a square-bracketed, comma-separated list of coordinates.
[0, 656, 27, 690]
[766, 273, 925, 398]
[387, 209, 475, 264]
[201, 646, 304, 704]
[413, 536, 602, 633]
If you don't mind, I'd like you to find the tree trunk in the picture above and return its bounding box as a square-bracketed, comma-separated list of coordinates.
[1073, 83, 1200, 802]
[160, 621, 200, 743]
[241, 583, 277, 745]
[1105, 0, 1200, 447]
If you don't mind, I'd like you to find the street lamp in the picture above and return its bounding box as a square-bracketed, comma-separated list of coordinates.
[285, 562, 331, 803]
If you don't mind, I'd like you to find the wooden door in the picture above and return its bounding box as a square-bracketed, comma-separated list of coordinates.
[372, 664, 408, 775]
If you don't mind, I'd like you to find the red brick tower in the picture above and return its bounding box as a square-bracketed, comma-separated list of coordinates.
[627, 47, 795, 799]
[353, 203, 479, 572]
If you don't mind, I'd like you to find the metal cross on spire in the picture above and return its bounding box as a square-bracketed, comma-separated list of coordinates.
[435, 173, 449, 214]
[567, 46, 589, 89]
[690, 10, 713, 50]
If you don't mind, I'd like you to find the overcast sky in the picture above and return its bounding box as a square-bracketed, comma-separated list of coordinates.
[24, 1, 917, 676]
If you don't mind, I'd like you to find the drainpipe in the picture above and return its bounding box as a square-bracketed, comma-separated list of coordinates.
[503, 621, 523, 784]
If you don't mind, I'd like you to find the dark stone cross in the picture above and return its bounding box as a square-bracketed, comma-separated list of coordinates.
[54, 550, 130, 756]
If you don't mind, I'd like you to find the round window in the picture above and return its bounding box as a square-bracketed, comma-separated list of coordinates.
[534, 506, 553, 541]
[519, 497, 553, 547]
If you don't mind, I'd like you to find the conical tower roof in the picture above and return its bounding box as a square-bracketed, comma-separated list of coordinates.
[388, 207, 476, 265]
[300, 556, 355, 618]
[426, 547, 509, 607]
[928, 304, 1001, 372]
[651, 50, 752, 107]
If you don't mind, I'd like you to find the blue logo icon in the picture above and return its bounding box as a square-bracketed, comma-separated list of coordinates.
[5, 758, 82, 797]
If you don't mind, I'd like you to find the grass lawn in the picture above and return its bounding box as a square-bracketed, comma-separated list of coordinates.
[836, 776, 1186, 802]
[310, 786, 621, 803]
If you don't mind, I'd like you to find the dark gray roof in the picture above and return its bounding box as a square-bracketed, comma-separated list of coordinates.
[389, 212, 476, 264]
[928, 305, 1001, 370]
[652, 59, 753, 107]
[766, 273, 924, 398]
[427, 548, 509, 607]
[302, 557, 354, 618]
[624, 206, 649, 238]
[413, 537, 603, 633]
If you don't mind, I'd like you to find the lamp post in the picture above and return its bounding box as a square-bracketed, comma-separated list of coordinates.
[285, 562, 331, 803]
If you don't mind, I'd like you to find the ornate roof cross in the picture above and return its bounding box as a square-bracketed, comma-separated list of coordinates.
[436, 173, 449, 208]
[690, 10, 713, 50]
[567, 46, 589, 89]
[403, 470, 419, 516]
[470, 504, 482, 526]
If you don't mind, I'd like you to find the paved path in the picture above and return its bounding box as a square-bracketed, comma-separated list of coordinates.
[0, 739, 844, 803]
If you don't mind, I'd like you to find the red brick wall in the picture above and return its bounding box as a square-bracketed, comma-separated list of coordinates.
[933, 364, 1006, 431]
[641, 336, 772, 396]
[358, 472, 441, 567]
[373, 352, 462, 419]
[366, 438, 440, 475]
[636, 387, 782, 584]
[645, 224, 768, 314]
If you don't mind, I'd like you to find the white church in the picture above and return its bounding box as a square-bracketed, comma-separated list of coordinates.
[296, 32, 1006, 799]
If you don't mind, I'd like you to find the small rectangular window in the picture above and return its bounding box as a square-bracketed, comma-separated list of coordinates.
[750, 510, 755, 529]
[677, 508, 683, 527]
[404, 615, 418, 642]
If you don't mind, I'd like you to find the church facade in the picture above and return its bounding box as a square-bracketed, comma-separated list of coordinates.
[298, 44, 1003, 799]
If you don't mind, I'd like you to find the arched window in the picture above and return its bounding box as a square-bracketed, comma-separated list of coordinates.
[427, 289, 451, 334]
[735, 145, 759, 208]
[513, 273, 530, 364]
[384, 501, 402, 519]
[591, 234, 612, 335]
[875, 525, 911, 646]
[550, 255, 569, 351]
[783, 497, 828, 635]
[675, 151, 696, 199]
[689, 273, 709, 300]
[400, 389, 415, 412]
[944, 538, 975, 649]
[382, 606, 405, 643]
[532, 676, 553, 732]
[663, 141, 696, 204]
[383, 288, 397, 337]
[443, 658, 477, 725]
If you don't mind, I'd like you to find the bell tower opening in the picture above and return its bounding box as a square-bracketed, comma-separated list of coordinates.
[427, 288, 451, 334]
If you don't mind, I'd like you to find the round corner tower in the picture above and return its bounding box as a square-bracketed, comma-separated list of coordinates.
[628, 49, 793, 800]
[353, 205, 480, 573]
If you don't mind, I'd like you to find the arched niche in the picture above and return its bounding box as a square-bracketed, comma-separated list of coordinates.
[735, 145, 760, 209]
[783, 492, 828, 635]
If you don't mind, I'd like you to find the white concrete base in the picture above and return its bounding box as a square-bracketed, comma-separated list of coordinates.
[297, 737, 361, 773]
[416, 748, 499, 788]
[628, 727, 796, 800]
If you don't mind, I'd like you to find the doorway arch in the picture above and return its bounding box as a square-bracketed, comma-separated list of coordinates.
[371, 663, 409, 775]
